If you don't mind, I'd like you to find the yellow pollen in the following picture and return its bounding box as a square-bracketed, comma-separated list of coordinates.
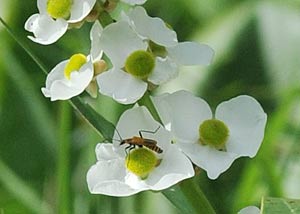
[64, 54, 87, 80]
[125, 148, 158, 179]
[47, 0, 73, 19]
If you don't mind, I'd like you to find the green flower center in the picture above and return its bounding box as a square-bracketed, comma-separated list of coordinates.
[125, 50, 155, 79]
[125, 148, 158, 179]
[64, 53, 87, 80]
[47, 0, 73, 19]
[199, 119, 229, 150]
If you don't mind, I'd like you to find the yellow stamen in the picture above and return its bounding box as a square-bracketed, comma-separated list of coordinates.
[47, 0, 73, 19]
[64, 54, 87, 80]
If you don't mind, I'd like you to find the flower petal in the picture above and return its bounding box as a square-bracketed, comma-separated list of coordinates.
[121, 0, 147, 5]
[167, 42, 214, 66]
[216, 95, 267, 158]
[69, 0, 96, 23]
[99, 21, 147, 68]
[153, 90, 212, 142]
[37, 0, 47, 14]
[42, 59, 93, 101]
[145, 145, 194, 190]
[148, 57, 178, 85]
[97, 68, 147, 104]
[177, 142, 238, 179]
[95, 143, 119, 161]
[238, 206, 260, 214]
[24, 14, 68, 45]
[90, 20, 103, 62]
[87, 159, 141, 196]
[113, 106, 171, 157]
[128, 6, 178, 47]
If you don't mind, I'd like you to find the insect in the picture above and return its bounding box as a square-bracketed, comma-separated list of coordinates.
[116, 126, 163, 155]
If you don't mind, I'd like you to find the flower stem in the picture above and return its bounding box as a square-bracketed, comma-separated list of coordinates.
[137, 91, 163, 124]
[57, 101, 72, 214]
[137, 92, 216, 214]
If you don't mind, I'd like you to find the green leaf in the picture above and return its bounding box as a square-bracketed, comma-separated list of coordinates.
[70, 97, 115, 140]
[261, 197, 300, 214]
[0, 159, 53, 214]
[163, 178, 216, 214]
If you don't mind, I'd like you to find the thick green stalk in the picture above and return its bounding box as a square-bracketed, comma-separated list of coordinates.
[57, 101, 72, 214]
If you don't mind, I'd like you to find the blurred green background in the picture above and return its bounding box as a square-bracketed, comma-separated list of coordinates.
[1, 0, 300, 213]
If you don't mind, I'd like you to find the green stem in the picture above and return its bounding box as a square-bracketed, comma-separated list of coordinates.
[137, 91, 163, 124]
[57, 101, 72, 214]
[162, 178, 216, 214]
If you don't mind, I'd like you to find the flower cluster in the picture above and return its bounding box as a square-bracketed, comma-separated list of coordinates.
[25, 0, 267, 197]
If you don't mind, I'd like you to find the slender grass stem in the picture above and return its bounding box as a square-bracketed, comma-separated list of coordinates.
[0, 159, 53, 214]
[57, 101, 72, 214]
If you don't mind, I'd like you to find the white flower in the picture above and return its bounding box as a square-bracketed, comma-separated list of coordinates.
[124, 6, 215, 84]
[153, 90, 267, 179]
[41, 21, 103, 101]
[238, 206, 260, 214]
[96, 7, 214, 104]
[24, 0, 96, 45]
[86, 106, 194, 196]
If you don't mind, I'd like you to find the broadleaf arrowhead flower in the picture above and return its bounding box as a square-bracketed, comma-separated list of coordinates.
[41, 21, 103, 100]
[24, 0, 96, 45]
[96, 7, 214, 104]
[86, 106, 194, 196]
[153, 90, 267, 179]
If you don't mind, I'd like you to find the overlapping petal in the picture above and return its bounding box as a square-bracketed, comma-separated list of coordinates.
[216, 95, 267, 158]
[167, 42, 214, 66]
[25, 14, 68, 45]
[122, 0, 147, 5]
[128, 6, 178, 47]
[90, 21, 103, 62]
[69, 0, 96, 23]
[97, 68, 147, 104]
[98, 21, 147, 68]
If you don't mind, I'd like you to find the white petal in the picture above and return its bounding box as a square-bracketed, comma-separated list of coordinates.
[148, 57, 178, 85]
[42, 59, 93, 101]
[90, 20, 103, 61]
[68, 0, 96, 23]
[145, 145, 194, 190]
[113, 106, 171, 157]
[24, 14, 68, 45]
[153, 90, 212, 142]
[99, 21, 147, 68]
[238, 206, 260, 214]
[121, 0, 147, 5]
[128, 6, 178, 47]
[97, 68, 147, 104]
[37, 0, 47, 14]
[178, 142, 238, 179]
[87, 159, 141, 196]
[95, 143, 119, 161]
[216, 95, 267, 158]
[167, 42, 214, 66]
